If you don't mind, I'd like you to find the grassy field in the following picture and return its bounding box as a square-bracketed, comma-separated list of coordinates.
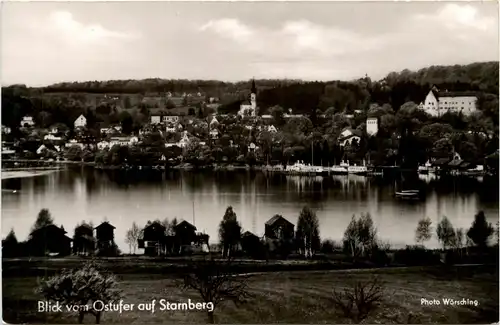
[2, 255, 368, 277]
[3, 265, 498, 324]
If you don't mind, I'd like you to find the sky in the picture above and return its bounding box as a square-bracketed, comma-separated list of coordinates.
[1, 1, 498, 86]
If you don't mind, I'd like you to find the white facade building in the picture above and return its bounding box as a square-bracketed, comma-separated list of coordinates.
[366, 118, 378, 136]
[44, 134, 62, 141]
[163, 116, 180, 124]
[20, 116, 35, 127]
[2, 125, 12, 134]
[109, 136, 139, 147]
[151, 116, 161, 124]
[74, 114, 87, 128]
[238, 79, 258, 117]
[421, 90, 477, 117]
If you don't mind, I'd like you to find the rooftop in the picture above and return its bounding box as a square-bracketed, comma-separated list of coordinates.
[265, 215, 294, 227]
[95, 221, 115, 229]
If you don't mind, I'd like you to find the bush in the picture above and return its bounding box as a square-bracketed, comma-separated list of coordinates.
[36, 261, 121, 324]
[393, 245, 440, 266]
[331, 277, 384, 323]
[369, 248, 390, 267]
[320, 239, 342, 254]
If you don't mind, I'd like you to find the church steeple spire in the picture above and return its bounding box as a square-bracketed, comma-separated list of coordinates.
[251, 78, 257, 94]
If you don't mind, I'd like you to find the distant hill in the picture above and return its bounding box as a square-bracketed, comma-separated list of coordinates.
[2, 61, 498, 128]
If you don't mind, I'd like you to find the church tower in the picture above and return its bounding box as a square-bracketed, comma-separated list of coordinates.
[250, 78, 257, 116]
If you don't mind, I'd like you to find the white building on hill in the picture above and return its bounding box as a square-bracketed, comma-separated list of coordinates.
[238, 79, 258, 117]
[20, 116, 35, 127]
[366, 118, 378, 136]
[420, 89, 477, 117]
[74, 114, 87, 128]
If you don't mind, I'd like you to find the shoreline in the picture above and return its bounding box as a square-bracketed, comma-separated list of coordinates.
[1, 159, 495, 177]
[1, 169, 61, 180]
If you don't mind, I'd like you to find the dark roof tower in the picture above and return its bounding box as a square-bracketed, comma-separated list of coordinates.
[251, 78, 257, 94]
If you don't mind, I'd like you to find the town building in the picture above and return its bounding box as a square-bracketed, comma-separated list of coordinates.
[140, 221, 170, 256]
[241, 231, 261, 257]
[28, 225, 72, 256]
[44, 134, 62, 141]
[238, 79, 258, 117]
[74, 114, 87, 128]
[139, 220, 209, 256]
[164, 116, 180, 124]
[264, 215, 295, 242]
[97, 141, 110, 150]
[178, 131, 191, 148]
[420, 89, 477, 117]
[210, 129, 219, 139]
[65, 139, 85, 149]
[338, 128, 362, 147]
[95, 221, 116, 254]
[2, 125, 12, 134]
[100, 125, 122, 135]
[20, 116, 35, 127]
[109, 136, 139, 147]
[267, 125, 277, 133]
[209, 117, 219, 127]
[73, 223, 95, 256]
[37, 144, 61, 155]
[151, 115, 161, 124]
[366, 118, 378, 136]
[166, 125, 176, 133]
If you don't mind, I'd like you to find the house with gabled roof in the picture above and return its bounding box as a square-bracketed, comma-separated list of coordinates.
[264, 215, 294, 241]
[338, 128, 362, 147]
[95, 221, 116, 255]
[422, 87, 477, 117]
[29, 224, 72, 256]
[74, 114, 87, 128]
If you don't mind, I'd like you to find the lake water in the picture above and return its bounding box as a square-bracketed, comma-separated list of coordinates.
[2, 168, 498, 253]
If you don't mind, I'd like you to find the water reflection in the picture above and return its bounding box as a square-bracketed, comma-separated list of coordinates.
[1, 168, 498, 253]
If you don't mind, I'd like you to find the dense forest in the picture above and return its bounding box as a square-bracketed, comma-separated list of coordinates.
[2, 61, 499, 132]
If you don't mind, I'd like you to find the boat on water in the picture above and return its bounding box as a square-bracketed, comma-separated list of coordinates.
[366, 167, 383, 176]
[311, 166, 324, 175]
[333, 160, 368, 175]
[394, 190, 423, 200]
[286, 161, 325, 176]
[461, 165, 485, 177]
[418, 160, 435, 174]
[348, 165, 368, 175]
[286, 161, 308, 175]
[331, 165, 348, 175]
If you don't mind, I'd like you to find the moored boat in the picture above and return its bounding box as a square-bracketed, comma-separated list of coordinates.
[418, 160, 435, 174]
[394, 189, 423, 200]
[348, 165, 368, 175]
[331, 165, 348, 175]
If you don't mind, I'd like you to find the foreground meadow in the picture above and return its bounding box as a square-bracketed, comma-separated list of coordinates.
[3, 265, 498, 324]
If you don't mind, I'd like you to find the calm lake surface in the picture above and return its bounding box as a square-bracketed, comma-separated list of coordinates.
[2, 168, 498, 253]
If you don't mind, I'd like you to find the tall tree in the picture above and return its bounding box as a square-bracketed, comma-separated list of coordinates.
[218, 206, 242, 258]
[295, 206, 321, 258]
[269, 105, 285, 126]
[119, 111, 133, 135]
[436, 216, 456, 250]
[31, 209, 54, 232]
[163, 217, 178, 236]
[415, 217, 432, 246]
[343, 213, 377, 260]
[4, 228, 18, 245]
[467, 211, 493, 249]
[125, 222, 141, 254]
